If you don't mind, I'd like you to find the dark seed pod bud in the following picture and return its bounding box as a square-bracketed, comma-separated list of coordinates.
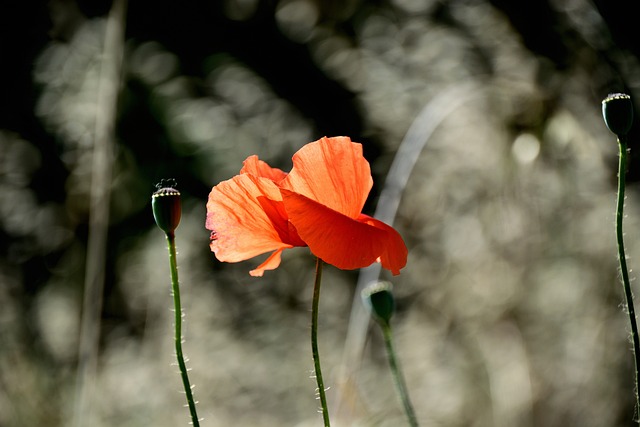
[602, 93, 634, 136]
[152, 179, 181, 234]
[362, 281, 395, 328]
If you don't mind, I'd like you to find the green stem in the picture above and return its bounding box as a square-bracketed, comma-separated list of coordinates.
[166, 232, 200, 427]
[616, 136, 640, 420]
[381, 324, 418, 427]
[311, 258, 331, 427]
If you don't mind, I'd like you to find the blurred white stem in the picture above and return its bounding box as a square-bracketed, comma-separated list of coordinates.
[333, 82, 482, 421]
[73, 1, 127, 426]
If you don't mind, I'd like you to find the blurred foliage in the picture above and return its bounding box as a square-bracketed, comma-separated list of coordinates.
[2, 0, 640, 426]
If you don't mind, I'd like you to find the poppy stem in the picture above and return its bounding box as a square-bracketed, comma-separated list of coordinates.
[616, 135, 640, 420]
[311, 258, 331, 426]
[380, 323, 419, 426]
[166, 231, 201, 427]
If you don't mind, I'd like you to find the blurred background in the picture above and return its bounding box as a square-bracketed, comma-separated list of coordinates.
[2, 0, 640, 425]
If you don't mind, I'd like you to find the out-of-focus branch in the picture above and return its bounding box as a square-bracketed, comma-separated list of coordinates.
[334, 82, 482, 423]
[72, 0, 127, 426]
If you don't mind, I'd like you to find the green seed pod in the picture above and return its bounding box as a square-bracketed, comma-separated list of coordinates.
[602, 93, 634, 136]
[362, 281, 395, 328]
[152, 179, 181, 234]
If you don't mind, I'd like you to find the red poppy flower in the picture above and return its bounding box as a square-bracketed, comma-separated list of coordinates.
[206, 136, 407, 276]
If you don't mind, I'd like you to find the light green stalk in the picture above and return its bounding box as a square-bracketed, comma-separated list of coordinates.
[312, 258, 331, 426]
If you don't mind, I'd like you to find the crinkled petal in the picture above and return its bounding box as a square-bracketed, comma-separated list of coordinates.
[241, 155, 288, 183]
[281, 189, 407, 274]
[280, 136, 373, 218]
[356, 214, 408, 275]
[206, 173, 293, 264]
[250, 248, 286, 277]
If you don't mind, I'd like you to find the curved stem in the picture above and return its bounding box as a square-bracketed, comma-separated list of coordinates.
[312, 258, 331, 426]
[616, 135, 640, 420]
[381, 325, 418, 427]
[166, 232, 200, 427]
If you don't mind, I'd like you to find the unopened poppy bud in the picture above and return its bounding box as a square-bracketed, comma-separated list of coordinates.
[602, 93, 634, 136]
[152, 179, 181, 234]
[362, 281, 395, 328]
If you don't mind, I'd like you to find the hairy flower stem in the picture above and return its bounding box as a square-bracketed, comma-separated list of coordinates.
[312, 258, 331, 427]
[380, 324, 418, 427]
[616, 135, 640, 419]
[166, 231, 200, 427]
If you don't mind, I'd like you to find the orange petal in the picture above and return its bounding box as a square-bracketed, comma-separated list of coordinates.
[281, 189, 407, 275]
[241, 155, 288, 183]
[356, 214, 408, 275]
[280, 137, 373, 219]
[250, 248, 286, 277]
[206, 173, 293, 264]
